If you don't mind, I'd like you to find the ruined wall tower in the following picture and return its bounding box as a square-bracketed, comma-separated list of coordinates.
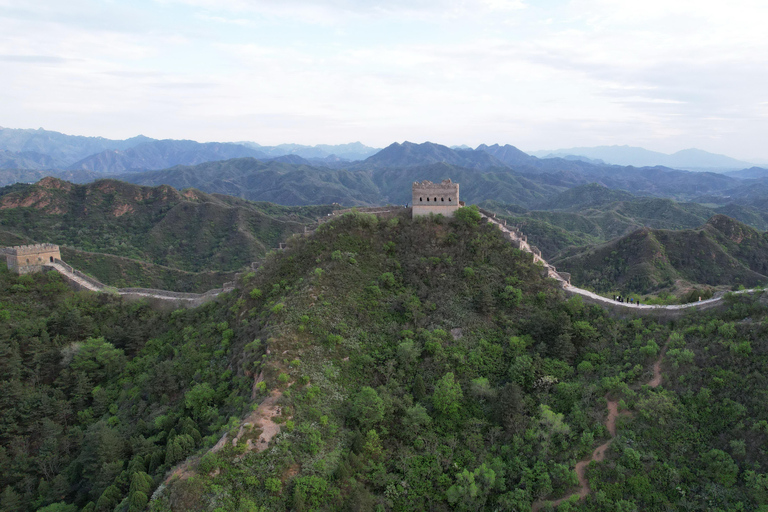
[412, 179, 461, 218]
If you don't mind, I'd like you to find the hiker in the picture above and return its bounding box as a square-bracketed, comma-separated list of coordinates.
[637, 300, 641, 306]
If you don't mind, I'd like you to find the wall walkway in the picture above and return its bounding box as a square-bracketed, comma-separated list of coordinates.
[43, 260, 233, 308]
[479, 212, 763, 314]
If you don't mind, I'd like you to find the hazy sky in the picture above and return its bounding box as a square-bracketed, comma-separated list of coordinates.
[2, 0, 768, 160]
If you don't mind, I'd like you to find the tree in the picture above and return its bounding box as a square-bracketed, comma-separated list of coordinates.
[454, 205, 482, 226]
[446, 464, 498, 511]
[497, 382, 524, 432]
[68, 337, 126, 385]
[351, 386, 384, 431]
[184, 382, 216, 421]
[702, 449, 738, 487]
[433, 372, 463, 418]
[413, 374, 427, 401]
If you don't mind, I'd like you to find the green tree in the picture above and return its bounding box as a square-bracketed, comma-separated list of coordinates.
[433, 372, 463, 418]
[454, 205, 482, 226]
[446, 464, 498, 511]
[185, 382, 216, 421]
[351, 386, 384, 431]
[702, 449, 738, 487]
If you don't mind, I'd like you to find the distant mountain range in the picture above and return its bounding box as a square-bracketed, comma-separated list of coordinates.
[100, 141, 767, 214]
[0, 127, 381, 173]
[530, 145, 755, 171]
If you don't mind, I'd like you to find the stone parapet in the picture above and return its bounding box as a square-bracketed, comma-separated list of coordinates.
[8, 243, 60, 256]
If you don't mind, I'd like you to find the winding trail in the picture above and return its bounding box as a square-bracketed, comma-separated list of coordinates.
[532, 341, 669, 510]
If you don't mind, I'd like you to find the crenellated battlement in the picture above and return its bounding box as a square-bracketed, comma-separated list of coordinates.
[8, 243, 60, 256]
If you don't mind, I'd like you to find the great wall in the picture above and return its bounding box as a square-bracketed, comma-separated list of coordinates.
[1, 179, 763, 313]
[0, 245, 234, 308]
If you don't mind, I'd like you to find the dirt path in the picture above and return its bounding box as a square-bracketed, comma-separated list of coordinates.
[532, 339, 670, 510]
[648, 342, 669, 388]
[532, 399, 627, 511]
[164, 389, 285, 484]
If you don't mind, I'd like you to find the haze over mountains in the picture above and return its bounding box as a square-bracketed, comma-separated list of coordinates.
[530, 145, 755, 171]
[0, 127, 380, 173]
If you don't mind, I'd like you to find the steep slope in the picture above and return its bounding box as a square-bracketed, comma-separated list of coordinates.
[0, 228, 234, 291]
[538, 183, 636, 210]
[0, 169, 102, 187]
[531, 145, 753, 170]
[7, 208, 768, 512]
[372, 162, 560, 206]
[0, 177, 330, 272]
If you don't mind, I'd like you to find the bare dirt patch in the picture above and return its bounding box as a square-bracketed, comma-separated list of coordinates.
[248, 390, 285, 452]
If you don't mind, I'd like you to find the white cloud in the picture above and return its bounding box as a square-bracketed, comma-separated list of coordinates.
[1, 0, 767, 158]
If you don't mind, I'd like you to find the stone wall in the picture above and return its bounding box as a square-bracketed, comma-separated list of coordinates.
[5, 244, 61, 274]
[412, 179, 460, 218]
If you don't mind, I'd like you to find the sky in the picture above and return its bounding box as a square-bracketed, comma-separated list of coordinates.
[2, 0, 768, 160]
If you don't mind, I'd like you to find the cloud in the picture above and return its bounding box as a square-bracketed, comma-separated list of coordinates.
[1, 0, 767, 158]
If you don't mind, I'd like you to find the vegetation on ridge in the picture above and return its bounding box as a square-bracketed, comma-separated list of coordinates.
[6, 207, 768, 511]
[0, 178, 330, 274]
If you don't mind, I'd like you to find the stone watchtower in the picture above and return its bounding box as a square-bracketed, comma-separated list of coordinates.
[4, 244, 61, 274]
[412, 179, 461, 218]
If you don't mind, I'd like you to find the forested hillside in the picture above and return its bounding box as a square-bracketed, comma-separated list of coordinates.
[552, 215, 768, 294]
[5, 208, 768, 511]
[0, 178, 330, 273]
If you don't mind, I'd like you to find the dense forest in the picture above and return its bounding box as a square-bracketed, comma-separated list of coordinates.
[3, 208, 768, 511]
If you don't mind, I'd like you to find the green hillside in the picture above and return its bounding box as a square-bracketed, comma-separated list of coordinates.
[481, 184, 768, 261]
[5, 208, 768, 511]
[553, 215, 768, 294]
[0, 178, 331, 272]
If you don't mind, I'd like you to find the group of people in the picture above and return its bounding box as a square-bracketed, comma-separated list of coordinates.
[614, 295, 641, 306]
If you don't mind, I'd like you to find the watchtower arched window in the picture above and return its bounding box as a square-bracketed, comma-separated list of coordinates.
[441, 197, 444, 202]
[448, 198, 452, 202]
[419, 197, 423, 202]
[434, 197, 437, 202]
[50, 256, 54, 262]
[426, 197, 429, 201]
